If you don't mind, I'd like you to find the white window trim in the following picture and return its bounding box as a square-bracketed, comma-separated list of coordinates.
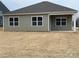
[8, 16, 19, 27]
[55, 17, 67, 27]
[31, 16, 43, 27]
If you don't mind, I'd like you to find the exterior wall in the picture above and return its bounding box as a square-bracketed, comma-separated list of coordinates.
[3, 14, 48, 32]
[50, 15, 72, 31]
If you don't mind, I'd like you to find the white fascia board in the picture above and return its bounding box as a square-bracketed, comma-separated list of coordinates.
[3, 11, 77, 16]
[49, 11, 76, 15]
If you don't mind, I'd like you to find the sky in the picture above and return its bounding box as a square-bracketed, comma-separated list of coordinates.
[0, 0, 79, 11]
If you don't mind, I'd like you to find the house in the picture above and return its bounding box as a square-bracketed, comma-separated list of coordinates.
[3, 1, 77, 32]
[0, 1, 9, 27]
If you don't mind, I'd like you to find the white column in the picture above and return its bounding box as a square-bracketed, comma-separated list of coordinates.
[73, 18, 76, 32]
[72, 14, 76, 32]
[48, 14, 50, 31]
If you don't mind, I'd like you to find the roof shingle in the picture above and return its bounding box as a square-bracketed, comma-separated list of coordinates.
[6, 1, 77, 14]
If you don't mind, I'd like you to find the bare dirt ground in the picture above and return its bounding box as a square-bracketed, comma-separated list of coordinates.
[0, 31, 79, 57]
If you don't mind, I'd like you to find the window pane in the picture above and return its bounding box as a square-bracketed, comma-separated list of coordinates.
[56, 22, 60, 25]
[10, 18, 13, 21]
[14, 18, 18, 21]
[38, 22, 42, 26]
[38, 17, 42, 21]
[56, 19, 60, 22]
[62, 19, 66, 22]
[10, 22, 13, 26]
[32, 17, 36, 21]
[32, 22, 37, 26]
[15, 22, 18, 26]
[62, 22, 66, 26]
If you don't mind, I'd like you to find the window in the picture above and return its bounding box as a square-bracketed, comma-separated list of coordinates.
[38, 17, 42, 26]
[9, 18, 13, 26]
[14, 18, 18, 26]
[62, 19, 66, 26]
[32, 17, 37, 26]
[9, 17, 19, 26]
[56, 17, 67, 26]
[56, 19, 60, 26]
[32, 16, 43, 26]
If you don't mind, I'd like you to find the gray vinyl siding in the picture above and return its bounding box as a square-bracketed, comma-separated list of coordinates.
[3, 14, 48, 32]
[4, 14, 72, 32]
[50, 15, 72, 31]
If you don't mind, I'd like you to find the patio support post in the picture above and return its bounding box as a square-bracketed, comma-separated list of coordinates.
[48, 14, 50, 31]
[73, 14, 76, 32]
[74, 19, 76, 32]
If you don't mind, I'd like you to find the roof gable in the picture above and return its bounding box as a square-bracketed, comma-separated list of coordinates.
[6, 1, 77, 14]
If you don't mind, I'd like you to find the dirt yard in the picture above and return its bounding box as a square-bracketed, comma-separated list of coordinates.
[0, 31, 79, 57]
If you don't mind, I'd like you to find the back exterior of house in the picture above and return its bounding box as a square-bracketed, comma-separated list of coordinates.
[3, 1, 77, 32]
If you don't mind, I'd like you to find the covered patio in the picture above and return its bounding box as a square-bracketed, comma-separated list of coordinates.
[48, 12, 77, 32]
